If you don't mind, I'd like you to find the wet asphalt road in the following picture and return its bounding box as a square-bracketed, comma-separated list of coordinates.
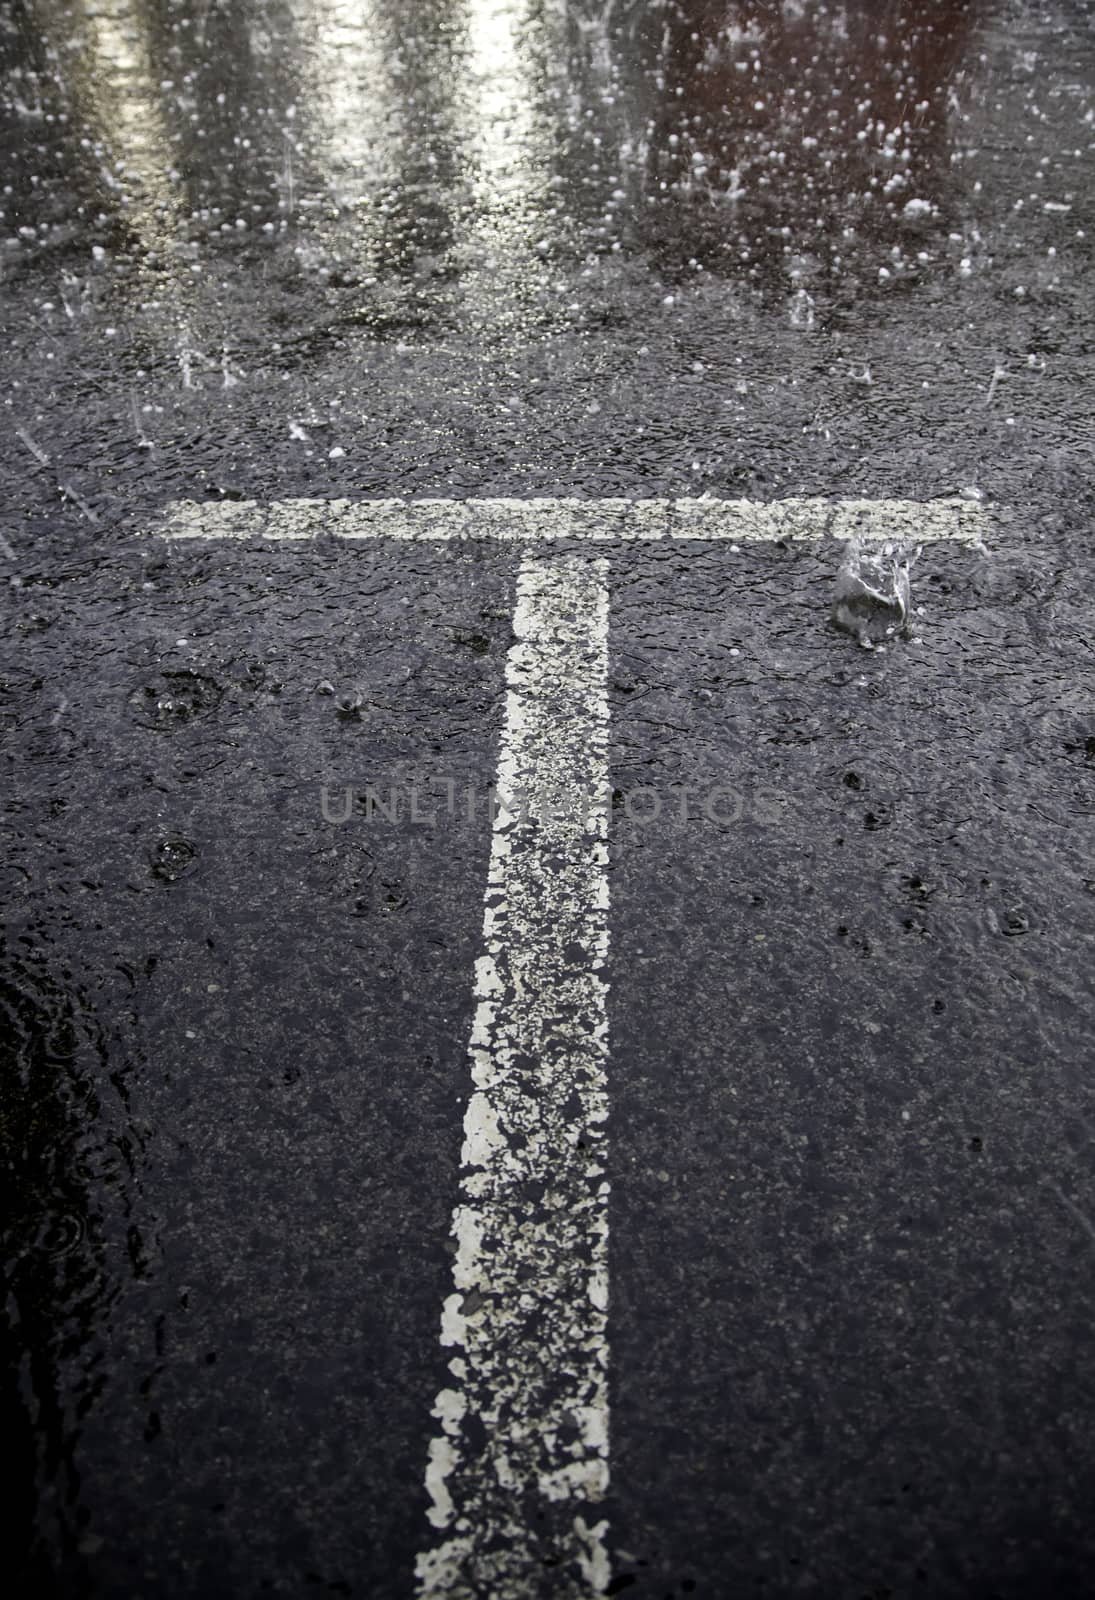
[3, 0, 1095, 1596]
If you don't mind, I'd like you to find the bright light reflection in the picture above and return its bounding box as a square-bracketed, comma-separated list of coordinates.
[457, 0, 554, 324]
[284, 0, 403, 201]
[55, 0, 182, 246]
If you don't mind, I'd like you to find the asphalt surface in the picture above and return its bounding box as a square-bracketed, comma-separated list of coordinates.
[2, 0, 1095, 1596]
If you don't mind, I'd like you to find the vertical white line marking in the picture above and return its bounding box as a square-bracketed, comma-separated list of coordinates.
[415, 552, 613, 1600]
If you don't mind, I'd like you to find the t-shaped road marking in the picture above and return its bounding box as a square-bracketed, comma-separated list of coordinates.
[148, 497, 987, 1599]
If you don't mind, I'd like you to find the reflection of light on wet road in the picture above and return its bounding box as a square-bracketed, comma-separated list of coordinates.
[286, 0, 402, 201]
[464, 0, 536, 197]
[26, 0, 207, 345]
[286, 0, 559, 331]
[642, 0, 982, 305]
[454, 0, 554, 331]
[51, 0, 181, 248]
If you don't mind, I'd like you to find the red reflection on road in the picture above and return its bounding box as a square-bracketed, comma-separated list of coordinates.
[646, 0, 983, 288]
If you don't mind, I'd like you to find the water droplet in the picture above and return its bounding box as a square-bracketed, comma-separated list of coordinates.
[39, 1210, 84, 1258]
[832, 540, 915, 647]
[336, 690, 363, 719]
[228, 655, 266, 689]
[129, 671, 223, 728]
[150, 838, 198, 883]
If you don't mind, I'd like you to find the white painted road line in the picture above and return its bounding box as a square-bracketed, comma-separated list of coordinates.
[149, 495, 988, 545]
[415, 552, 612, 1599]
[144, 495, 985, 1597]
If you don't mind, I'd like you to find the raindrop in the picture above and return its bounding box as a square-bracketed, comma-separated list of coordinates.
[129, 671, 223, 728]
[38, 1210, 84, 1258]
[45, 1016, 80, 1060]
[150, 838, 199, 883]
[451, 629, 491, 655]
[228, 655, 266, 690]
[832, 540, 917, 648]
[336, 691, 363, 719]
[789, 287, 816, 329]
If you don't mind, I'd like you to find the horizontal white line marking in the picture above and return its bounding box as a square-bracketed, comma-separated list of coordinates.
[415, 552, 612, 1599]
[148, 496, 987, 544]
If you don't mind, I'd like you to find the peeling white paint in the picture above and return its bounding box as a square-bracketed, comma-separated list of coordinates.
[149, 495, 989, 545]
[415, 553, 612, 1599]
[425, 1438, 459, 1531]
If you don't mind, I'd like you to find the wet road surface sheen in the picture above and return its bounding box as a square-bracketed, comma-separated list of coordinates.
[2, 1, 1095, 1596]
